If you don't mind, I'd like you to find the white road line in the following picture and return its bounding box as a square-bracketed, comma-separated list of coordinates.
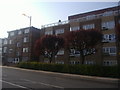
[0, 80, 28, 89]
[22, 79, 64, 89]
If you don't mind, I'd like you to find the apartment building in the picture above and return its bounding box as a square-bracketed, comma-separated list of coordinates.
[41, 6, 120, 66]
[2, 26, 40, 64]
[0, 38, 3, 65]
[41, 20, 70, 64]
[2, 38, 8, 65]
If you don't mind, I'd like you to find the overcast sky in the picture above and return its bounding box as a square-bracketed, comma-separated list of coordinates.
[0, 0, 119, 38]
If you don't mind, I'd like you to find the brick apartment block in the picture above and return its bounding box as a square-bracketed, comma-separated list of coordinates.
[40, 6, 120, 66]
[2, 27, 40, 65]
[2, 6, 120, 66]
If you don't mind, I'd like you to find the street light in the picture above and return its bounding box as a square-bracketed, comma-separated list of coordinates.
[22, 14, 32, 61]
[22, 14, 32, 27]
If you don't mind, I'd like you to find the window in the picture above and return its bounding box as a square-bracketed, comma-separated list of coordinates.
[9, 40, 12, 44]
[103, 47, 116, 55]
[86, 15, 96, 20]
[9, 32, 14, 36]
[103, 34, 116, 42]
[24, 29, 29, 33]
[70, 61, 80, 64]
[13, 58, 19, 63]
[55, 29, 64, 35]
[102, 21, 115, 30]
[3, 47, 7, 53]
[70, 49, 80, 57]
[18, 30, 22, 35]
[103, 60, 117, 66]
[23, 37, 29, 43]
[45, 30, 53, 35]
[83, 48, 96, 55]
[70, 26, 80, 31]
[103, 11, 113, 16]
[57, 50, 64, 55]
[8, 58, 14, 63]
[83, 24, 95, 30]
[3, 39, 7, 44]
[55, 61, 64, 64]
[9, 49, 13, 53]
[85, 61, 94, 65]
[16, 52, 20, 56]
[17, 42, 21, 47]
[23, 48, 28, 53]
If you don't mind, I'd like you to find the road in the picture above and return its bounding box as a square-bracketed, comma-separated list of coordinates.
[0, 66, 119, 90]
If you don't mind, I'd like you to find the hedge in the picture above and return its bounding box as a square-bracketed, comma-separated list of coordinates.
[17, 62, 119, 78]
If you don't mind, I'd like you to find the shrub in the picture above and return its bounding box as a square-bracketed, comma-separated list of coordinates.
[17, 62, 119, 78]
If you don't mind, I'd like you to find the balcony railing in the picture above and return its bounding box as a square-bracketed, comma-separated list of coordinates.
[41, 20, 69, 28]
[41, 9, 120, 29]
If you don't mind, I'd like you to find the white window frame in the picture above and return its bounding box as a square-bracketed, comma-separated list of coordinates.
[3, 47, 7, 53]
[103, 11, 113, 16]
[9, 49, 13, 53]
[3, 39, 7, 44]
[103, 34, 116, 42]
[16, 52, 20, 56]
[24, 29, 29, 34]
[103, 47, 116, 55]
[45, 30, 53, 35]
[70, 61, 80, 64]
[55, 29, 64, 35]
[9, 32, 14, 36]
[57, 50, 64, 55]
[83, 24, 95, 30]
[86, 15, 96, 20]
[23, 37, 29, 43]
[103, 60, 117, 66]
[85, 60, 94, 65]
[55, 61, 64, 64]
[23, 48, 28, 53]
[70, 26, 80, 31]
[102, 21, 115, 30]
[9, 40, 12, 44]
[18, 30, 22, 35]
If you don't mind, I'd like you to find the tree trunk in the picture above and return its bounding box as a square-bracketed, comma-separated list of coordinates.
[80, 50, 85, 64]
[49, 57, 52, 63]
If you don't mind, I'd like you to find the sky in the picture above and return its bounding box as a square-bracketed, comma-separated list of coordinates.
[0, 0, 119, 38]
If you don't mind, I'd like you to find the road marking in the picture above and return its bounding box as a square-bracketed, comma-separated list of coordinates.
[22, 79, 64, 89]
[0, 80, 29, 89]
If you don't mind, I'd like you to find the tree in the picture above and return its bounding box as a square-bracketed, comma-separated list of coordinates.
[34, 35, 65, 63]
[66, 29, 103, 64]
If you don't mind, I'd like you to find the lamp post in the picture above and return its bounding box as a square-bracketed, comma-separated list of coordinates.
[22, 14, 32, 61]
[22, 14, 32, 27]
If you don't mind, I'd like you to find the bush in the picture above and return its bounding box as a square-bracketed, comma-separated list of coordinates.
[17, 62, 119, 78]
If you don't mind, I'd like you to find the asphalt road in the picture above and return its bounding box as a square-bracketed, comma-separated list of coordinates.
[1, 66, 119, 90]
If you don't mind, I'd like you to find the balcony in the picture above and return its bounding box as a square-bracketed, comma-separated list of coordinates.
[41, 10, 119, 29]
[41, 20, 69, 28]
